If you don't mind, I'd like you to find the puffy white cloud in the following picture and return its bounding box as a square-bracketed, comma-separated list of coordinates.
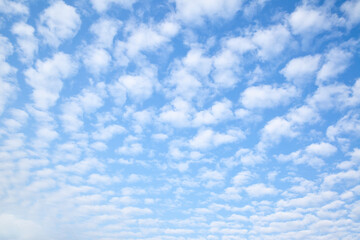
[258, 117, 298, 149]
[277, 191, 337, 208]
[0, 0, 28, 15]
[24, 52, 77, 110]
[159, 97, 193, 127]
[327, 112, 360, 141]
[173, 0, 243, 24]
[281, 54, 321, 83]
[61, 83, 105, 133]
[341, 0, 360, 28]
[116, 66, 158, 102]
[189, 128, 245, 150]
[232, 171, 253, 185]
[193, 98, 233, 126]
[212, 49, 241, 88]
[37, 1, 81, 47]
[121, 20, 179, 58]
[277, 142, 337, 168]
[245, 183, 278, 197]
[92, 124, 125, 141]
[90, 18, 121, 48]
[90, 0, 137, 13]
[82, 46, 111, 75]
[322, 169, 360, 189]
[166, 69, 202, 100]
[241, 84, 298, 109]
[0, 36, 17, 116]
[317, 48, 352, 84]
[236, 148, 265, 166]
[11, 22, 38, 63]
[117, 143, 143, 155]
[289, 5, 332, 36]
[305, 142, 337, 157]
[252, 24, 291, 59]
[151, 133, 168, 141]
[307, 79, 360, 110]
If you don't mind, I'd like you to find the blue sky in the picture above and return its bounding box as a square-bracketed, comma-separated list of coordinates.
[0, 0, 360, 239]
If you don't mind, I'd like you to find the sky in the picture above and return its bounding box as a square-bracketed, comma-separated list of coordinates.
[0, 0, 360, 239]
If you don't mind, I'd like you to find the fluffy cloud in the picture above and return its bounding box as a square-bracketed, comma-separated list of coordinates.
[37, 1, 81, 47]
[115, 66, 158, 102]
[245, 183, 278, 197]
[277, 142, 337, 168]
[193, 98, 233, 126]
[90, 18, 121, 48]
[0, 35, 17, 116]
[281, 54, 321, 83]
[289, 5, 332, 36]
[90, 0, 137, 13]
[189, 128, 245, 150]
[317, 48, 352, 84]
[82, 46, 111, 75]
[0, 0, 28, 15]
[24, 52, 77, 110]
[252, 24, 291, 59]
[173, 0, 243, 24]
[341, 0, 360, 28]
[241, 84, 298, 109]
[11, 22, 38, 63]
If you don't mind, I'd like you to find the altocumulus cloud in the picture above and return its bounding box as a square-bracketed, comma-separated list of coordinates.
[0, 0, 360, 239]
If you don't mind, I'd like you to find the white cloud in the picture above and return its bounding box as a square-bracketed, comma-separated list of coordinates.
[61, 83, 105, 133]
[235, 148, 265, 166]
[322, 169, 360, 189]
[37, 1, 81, 47]
[82, 46, 111, 75]
[0, 0, 28, 15]
[307, 80, 360, 110]
[277, 191, 337, 208]
[305, 142, 337, 157]
[341, 0, 360, 28]
[0, 214, 48, 240]
[90, 18, 121, 48]
[289, 6, 331, 35]
[277, 142, 337, 168]
[245, 183, 277, 197]
[159, 97, 193, 127]
[116, 66, 158, 102]
[24, 52, 77, 110]
[124, 21, 178, 57]
[286, 105, 320, 125]
[212, 49, 241, 88]
[0, 35, 17, 116]
[327, 112, 360, 141]
[189, 128, 244, 150]
[232, 171, 253, 185]
[11, 22, 38, 63]
[173, 0, 243, 24]
[241, 84, 298, 109]
[117, 143, 143, 155]
[252, 24, 291, 59]
[92, 124, 125, 141]
[90, 0, 137, 13]
[166, 69, 202, 100]
[258, 117, 298, 149]
[317, 48, 352, 84]
[281, 54, 321, 83]
[193, 98, 233, 126]
[151, 133, 168, 141]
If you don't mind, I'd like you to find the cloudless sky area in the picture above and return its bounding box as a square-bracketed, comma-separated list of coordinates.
[1, 0, 360, 239]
